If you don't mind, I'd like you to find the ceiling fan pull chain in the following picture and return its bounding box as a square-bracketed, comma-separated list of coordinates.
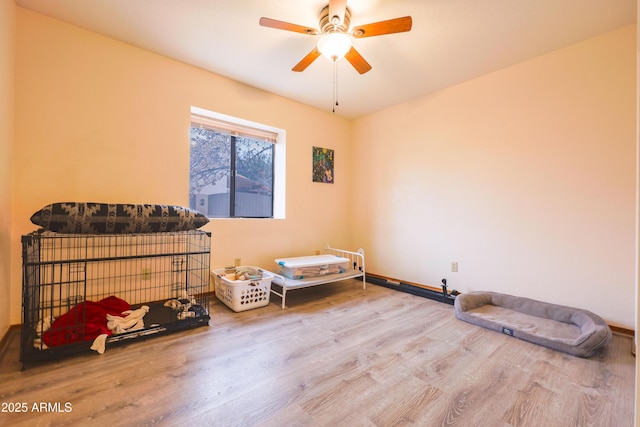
[333, 59, 339, 113]
[332, 59, 336, 112]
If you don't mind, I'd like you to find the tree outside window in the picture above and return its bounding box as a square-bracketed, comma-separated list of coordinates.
[189, 126, 274, 218]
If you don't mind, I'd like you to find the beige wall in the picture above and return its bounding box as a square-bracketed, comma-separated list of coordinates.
[635, 1, 639, 423]
[0, 1, 16, 338]
[351, 25, 637, 329]
[8, 9, 638, 330]
[11, 8, 352, 324]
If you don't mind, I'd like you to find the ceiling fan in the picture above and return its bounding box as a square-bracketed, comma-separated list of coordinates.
[259, 0, 412, 74]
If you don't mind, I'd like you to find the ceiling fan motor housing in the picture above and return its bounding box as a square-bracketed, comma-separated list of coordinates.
[319, 5, 351, 33]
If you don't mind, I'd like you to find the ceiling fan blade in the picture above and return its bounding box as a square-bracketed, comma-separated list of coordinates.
[292, 48, 321, 72]
[344, 47, 372, 74]
[259, 17, 318, 35]
[352, 16, 412, 38]
[328, 0, 348, 26]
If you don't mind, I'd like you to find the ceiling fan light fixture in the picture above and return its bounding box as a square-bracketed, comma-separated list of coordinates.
[317, 32, 352, 61]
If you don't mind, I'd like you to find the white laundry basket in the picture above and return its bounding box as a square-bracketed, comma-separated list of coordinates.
[212, 267, 274, 312]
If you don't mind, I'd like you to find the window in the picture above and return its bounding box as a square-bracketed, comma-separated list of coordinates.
[189, 108, 285, 219]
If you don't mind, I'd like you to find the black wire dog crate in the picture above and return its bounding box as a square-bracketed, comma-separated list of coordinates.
[21, 230, 211, 366]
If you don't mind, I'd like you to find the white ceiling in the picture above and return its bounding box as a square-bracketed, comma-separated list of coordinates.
[16, 0, 637, 119]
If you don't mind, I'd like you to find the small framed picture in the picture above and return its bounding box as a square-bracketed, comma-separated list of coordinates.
[312, 146, 334, 183]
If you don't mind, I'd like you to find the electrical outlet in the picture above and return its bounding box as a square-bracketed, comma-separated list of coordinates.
[451, 262, 459, 273]
[234, 257, 241, 267]
[142, 267, 152, 280]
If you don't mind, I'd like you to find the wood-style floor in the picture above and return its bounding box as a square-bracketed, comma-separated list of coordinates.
[0, 280, 635, 426]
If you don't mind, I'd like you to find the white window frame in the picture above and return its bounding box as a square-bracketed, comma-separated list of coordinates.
[190, 106, 286, 219]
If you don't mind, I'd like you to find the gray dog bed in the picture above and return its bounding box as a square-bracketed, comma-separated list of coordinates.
[454, 291, 611, 358]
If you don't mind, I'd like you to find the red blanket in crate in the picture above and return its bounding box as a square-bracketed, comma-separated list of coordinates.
[42, 296, 131, 347]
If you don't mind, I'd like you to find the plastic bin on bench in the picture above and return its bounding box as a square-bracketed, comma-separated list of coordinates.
[275, 254, 350, 279]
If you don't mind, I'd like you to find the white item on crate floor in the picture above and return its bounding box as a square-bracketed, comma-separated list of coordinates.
[212, 266, 274, 312]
